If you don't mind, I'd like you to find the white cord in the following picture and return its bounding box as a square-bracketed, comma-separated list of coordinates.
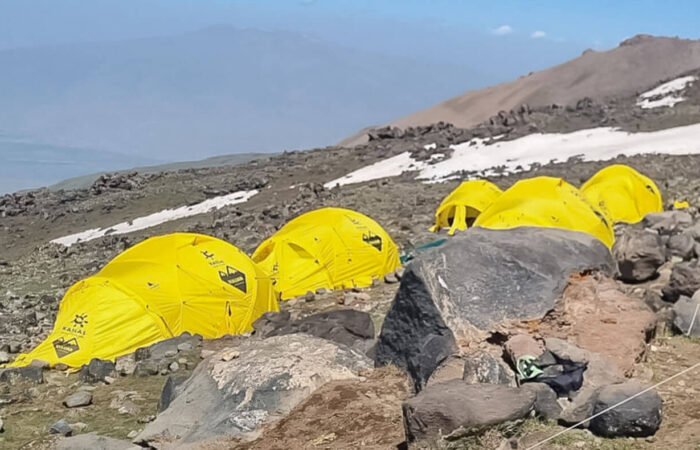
[526, 360, 700, 449]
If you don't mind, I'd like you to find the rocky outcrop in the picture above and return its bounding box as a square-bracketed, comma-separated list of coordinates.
[663, 259, 700, 302]
[589, 381, 663, 438]
[673, 291, 700, 336]
[402, 381, 536, 444]
[375, 227, 615, 390]
[136, 334, 372, 446]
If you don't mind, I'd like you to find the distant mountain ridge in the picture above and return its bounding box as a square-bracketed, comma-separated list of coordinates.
[341, 35, 700, 146]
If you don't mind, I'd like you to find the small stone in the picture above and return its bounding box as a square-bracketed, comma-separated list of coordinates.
[0, 352, 10, 364]
[49, 419, 73, 436]
[394, 267, 405, 280]
[30, 359, 50, 370]
[384, 272, 399, 284]
[115, 355, 137, 376]
[69, 422, 88, 432]
[169, 362, 180, 372]
[103, 376, 116, 385]
[178, 358, 187, 364]
[63, 391, 93, 408]
[304, 291, 316, 302]
[164, 350, 178, 358]
[200, 350, 215, 359]
[127, 430, 139, 439]
[138, 415, 156, 424]
[134, 360, 159, 377]
[176, 342, 193, 353]
[54, 363, 69, 371]
[221, 349, 240, 362]
[185, 362, 196, 370]
[118, 406, 130, 415]
[0, 416, 4, 433]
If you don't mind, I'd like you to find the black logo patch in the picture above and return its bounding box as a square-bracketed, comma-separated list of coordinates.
[72, 313, 88, 328]
[219, 266, 247, 293]
[53, 337, 80, 358]
[362, 233, 383, 251]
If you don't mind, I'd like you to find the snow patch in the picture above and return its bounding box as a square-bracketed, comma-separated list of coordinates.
[323, 152, 427, 188]
[637, 75, 697, 109]
[51, 190, 259, 246]
[325, 123, 700, 186]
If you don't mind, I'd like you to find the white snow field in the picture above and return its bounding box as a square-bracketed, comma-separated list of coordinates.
[637, 75, 697, 109]
[52, 189, 259, 246]
[325, 122, 700, 187]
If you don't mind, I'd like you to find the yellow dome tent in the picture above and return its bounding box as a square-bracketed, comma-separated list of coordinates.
[581, 165, 663, 224]
[7, 233, 277, 368]
[430, 180, 503, 235]
[474, 177, 615, 248]
[252, 207, 401, 300]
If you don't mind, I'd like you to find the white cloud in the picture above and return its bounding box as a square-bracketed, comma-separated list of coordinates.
[492, 25, 513, 36]
[531, 30, 546, 39]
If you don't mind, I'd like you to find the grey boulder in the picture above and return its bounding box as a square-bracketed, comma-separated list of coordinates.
[402, 381, 535, 443]
[663, 260, 700, 302]
[666, 232, 696, 260]
[376, 227, 614, 390]
[612, 228, 666, 282]
[673, 292, 700, 336]
[49, 419, 73, 436]
[589, 381, 662, 438]
[79, 358, 116, 383]
[136, 334, 371, 446]
[63, 390, 93, 408]
[642, 211, 693, 235]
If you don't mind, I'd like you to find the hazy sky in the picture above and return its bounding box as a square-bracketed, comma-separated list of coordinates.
[2, 0, 699, 52]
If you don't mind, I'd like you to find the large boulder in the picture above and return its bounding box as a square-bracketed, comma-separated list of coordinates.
[376, 227, 615, 390]
[673, 292, 700, 337]
[642, 211, 693, 235]
[612, 228, 666, 282]
[135, 334, 371, 446]
[589, 381, 662, 438]
[253, 309, 375, 353]
[662, 260, 700, 302]
[402, 381, 536, 444]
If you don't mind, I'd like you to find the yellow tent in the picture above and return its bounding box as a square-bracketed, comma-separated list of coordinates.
[7, 233, 277, 368]
[474, 176, 615, 248]
[252, 207, 401, 299]
[581, 165, 663, 224]
[430, 180, 503, 235]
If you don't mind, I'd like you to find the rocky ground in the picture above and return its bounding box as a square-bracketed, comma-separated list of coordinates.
[2, 80, 700, 449]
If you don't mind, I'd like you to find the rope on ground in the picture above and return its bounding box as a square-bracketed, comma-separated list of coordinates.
[686, 302, 700, 336]
[525, 360, 700, 449]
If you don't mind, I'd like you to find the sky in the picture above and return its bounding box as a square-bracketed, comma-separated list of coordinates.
[2, 0, 700, 52]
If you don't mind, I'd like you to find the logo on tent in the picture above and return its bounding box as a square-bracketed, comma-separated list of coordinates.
[52, 337, 80, 358]
[362, 233, 383, 251]
[219, 266, 247, 293]
[72, 313, 88, 328]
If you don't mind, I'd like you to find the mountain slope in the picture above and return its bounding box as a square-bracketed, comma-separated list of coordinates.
[0, 26, 487, 162]
[341, 35, 700, 145]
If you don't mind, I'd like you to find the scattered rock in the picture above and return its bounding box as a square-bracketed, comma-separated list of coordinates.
[672, 292, 700, 336]
[258, 309, 375, 353]
[134, 360, 159, 377]
[663, 260, 700, 302]
[169, 361, 180, 372]
[666, 232, 696, 260]
[402, 381, 535, 443]
[376, 227, 614, 390]
[136, 334, 372, 445]
[220, 349, 240, 361]
[0, 366, 44, 384]
[504, 334, 544, 367]
[0, 351, 10, 364]
[176, 342, 193, 353]
[589, 381, 662, 438]
[521, 383, 562, 420]
[79, 358, 116, 383]
[50, 419, 73, 436]
[461, 351, 516, 386]
[613, 228, 666, 282]
[63, 390, 93, 408]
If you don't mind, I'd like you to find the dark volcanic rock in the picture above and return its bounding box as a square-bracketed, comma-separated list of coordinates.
[0, 366, 44, 384]
[673, 292, 700, 336]
[49, 419, 73, 436]
[589, 381, 662, 438]
[375, 227, 615, 390]
[254, 309, 375, 353]
[613, 228, 666, 282]
[521, 383, 563, 421]
[402, 381, 535, 443]
[79, 358, 116, 383]
[136, 334, 371, 446]
[663, 260, 700, 302]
